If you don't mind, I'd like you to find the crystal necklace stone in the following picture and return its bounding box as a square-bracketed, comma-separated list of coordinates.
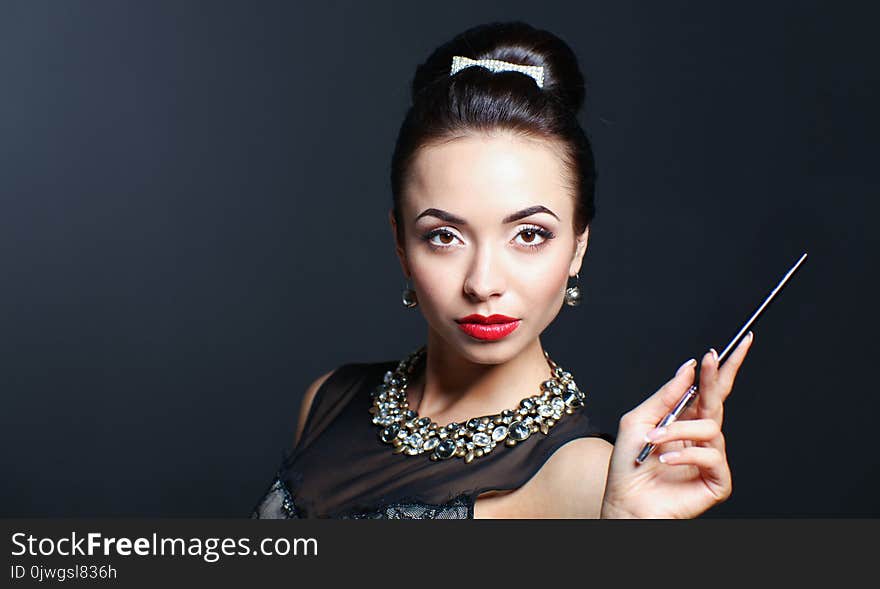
[369, 345, 588, 463]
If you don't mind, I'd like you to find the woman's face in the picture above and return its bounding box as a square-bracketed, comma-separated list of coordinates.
[390, 132, 589, 365]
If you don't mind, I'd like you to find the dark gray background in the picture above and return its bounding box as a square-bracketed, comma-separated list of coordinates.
[1, 1, 876, 517]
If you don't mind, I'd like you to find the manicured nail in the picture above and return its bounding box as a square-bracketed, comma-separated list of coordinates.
[676, 358, 696, 376]
[659, 451, 680, 463]
[644, 427, 667, 442]
[710, 348, 718, 363]
[748, 331, 754, 342]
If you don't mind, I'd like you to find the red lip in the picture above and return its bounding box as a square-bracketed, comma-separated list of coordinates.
[456, 314, 519, 324]
[455, 314, 521, 341]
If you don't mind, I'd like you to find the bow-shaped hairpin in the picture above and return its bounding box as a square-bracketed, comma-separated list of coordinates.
[450, 55, 545, 88]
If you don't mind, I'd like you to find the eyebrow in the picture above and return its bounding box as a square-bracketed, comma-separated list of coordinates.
[414, 205, 559, 225]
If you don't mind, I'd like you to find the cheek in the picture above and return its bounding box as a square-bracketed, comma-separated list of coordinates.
[514, 254, 569, 306]
[407, 251, 458, 304]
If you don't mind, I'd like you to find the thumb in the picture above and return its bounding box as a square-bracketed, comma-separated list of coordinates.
[631, 358, 697, 425]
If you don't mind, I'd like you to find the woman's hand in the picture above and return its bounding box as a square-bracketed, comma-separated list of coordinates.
[599, 331, 754, 519]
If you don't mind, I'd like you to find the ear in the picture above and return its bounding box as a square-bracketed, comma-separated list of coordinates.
[568, 225, 590, 276]
[389, 208, 410, 278]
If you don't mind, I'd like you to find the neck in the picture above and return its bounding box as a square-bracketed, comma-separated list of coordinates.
[407, 329, 554, 425]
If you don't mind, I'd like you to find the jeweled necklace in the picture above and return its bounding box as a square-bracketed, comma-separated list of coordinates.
[369, 345, 587, 463]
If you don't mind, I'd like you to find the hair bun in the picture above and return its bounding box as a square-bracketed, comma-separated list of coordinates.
[392, 21, 597, 241]
[411, 21, 586, 114]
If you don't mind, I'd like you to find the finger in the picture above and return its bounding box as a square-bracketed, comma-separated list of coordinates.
[717, 331, 755, 398]
[656, 446, 732, 499]
[697, 348, 722, 418]
[644, 418, 725, 454]
[628, 358, 697, 425]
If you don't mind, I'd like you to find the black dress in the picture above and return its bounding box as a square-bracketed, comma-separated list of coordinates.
[251, 356, 615, 519]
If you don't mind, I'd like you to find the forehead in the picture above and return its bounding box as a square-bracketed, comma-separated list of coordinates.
[405, 132, 572, 218]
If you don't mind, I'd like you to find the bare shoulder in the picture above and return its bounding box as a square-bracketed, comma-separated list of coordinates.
[475, 436, 614, 519]
[292, 368, 338, 447]
[533, 436, 614, 518]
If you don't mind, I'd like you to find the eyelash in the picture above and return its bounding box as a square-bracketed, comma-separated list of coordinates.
[420, 225, 556, 251]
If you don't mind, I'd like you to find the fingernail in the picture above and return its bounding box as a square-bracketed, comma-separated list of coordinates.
[676, 358, 696, 376]
[644, 426, 667, 442]
[748, 331, 754, 342]
[710, 348, 718, 363]
[659, 451, 680, 463]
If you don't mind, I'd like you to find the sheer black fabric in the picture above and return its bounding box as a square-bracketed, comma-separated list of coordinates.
[251, 359, 615, 519]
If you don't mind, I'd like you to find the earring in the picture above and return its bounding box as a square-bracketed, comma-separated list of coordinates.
[402, 278, 418, 308]
[564, 273, 582, 307]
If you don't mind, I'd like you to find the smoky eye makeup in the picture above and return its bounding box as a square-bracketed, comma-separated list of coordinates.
[419, 224, 556, 251]
[513, 224, 556, 248]
[419, 227, 462, 249]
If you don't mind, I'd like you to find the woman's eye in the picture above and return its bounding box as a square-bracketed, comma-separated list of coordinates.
[425, 229, 461, 248]
[514, 226, 554, 248]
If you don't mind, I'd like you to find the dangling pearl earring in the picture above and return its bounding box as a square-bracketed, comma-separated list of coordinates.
[402, 278, 418, 308]
[564, 272, 582, 307]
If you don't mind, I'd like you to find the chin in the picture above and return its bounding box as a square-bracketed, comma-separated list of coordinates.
[449, 332, 527, 365]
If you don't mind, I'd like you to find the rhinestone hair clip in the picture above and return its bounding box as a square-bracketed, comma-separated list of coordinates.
[450, 55, 545, 88]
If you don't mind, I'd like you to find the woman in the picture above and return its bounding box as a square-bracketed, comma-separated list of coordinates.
[251, 21, 753, 519]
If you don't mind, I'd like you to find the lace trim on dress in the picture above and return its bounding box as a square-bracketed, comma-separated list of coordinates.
[250, 473, 298, 519]
[250, 475, 473, 519]
[340, 494, 472, 519]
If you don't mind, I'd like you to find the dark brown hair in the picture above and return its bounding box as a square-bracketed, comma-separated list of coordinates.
[390, 21, 597, 243]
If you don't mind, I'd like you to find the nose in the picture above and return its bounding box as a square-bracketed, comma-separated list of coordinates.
[462, 243, 506, 301]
